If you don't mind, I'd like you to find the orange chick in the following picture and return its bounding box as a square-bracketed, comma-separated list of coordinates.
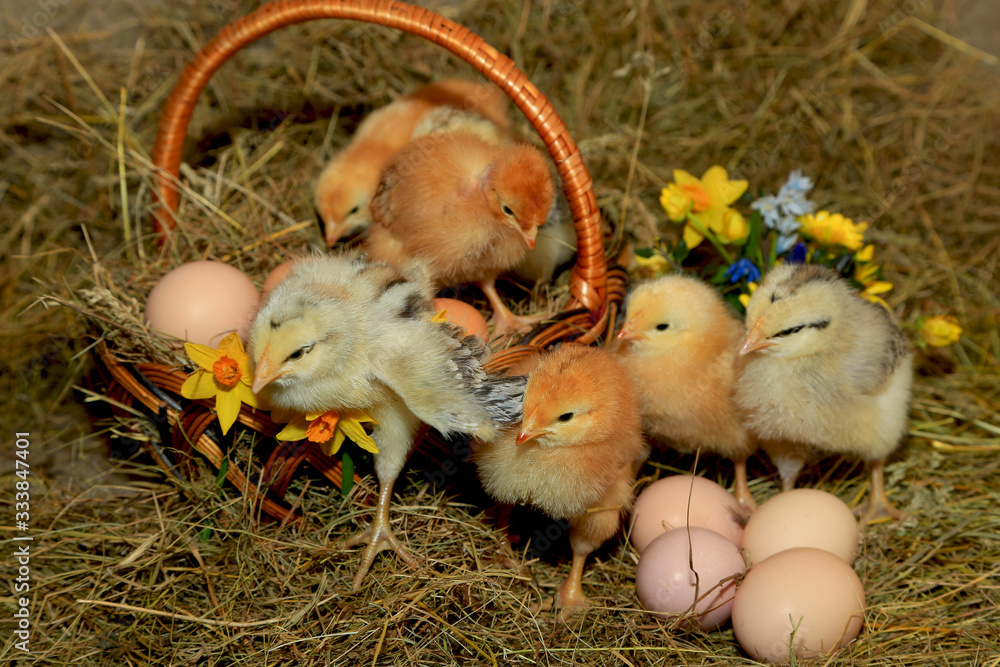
[612, 274, 757, 510]
[472, 345, 647, 614]
[315, 79, 510, 246]
[365, 129, 555, 335]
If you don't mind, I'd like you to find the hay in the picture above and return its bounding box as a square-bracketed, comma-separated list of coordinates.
[2, 0, 999, 664]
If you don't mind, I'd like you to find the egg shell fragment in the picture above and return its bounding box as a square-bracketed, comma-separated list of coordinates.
[732, 547, 866, 663]
[630, 474, 746, 554]
[635, 526, 746, 630]
[145, 261, 260, 348]
[743, 488, 860, 566]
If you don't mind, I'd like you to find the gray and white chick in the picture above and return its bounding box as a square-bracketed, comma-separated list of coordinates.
[249, 253, 525, 588]
[733, 262, 913, 523]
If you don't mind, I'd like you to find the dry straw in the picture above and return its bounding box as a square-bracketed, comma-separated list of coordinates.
[2, 0, 999, 665]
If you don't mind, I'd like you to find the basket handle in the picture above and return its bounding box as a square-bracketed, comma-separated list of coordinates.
[150, 0, 607, 317]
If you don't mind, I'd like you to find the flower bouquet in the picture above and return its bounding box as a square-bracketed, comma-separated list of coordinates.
[635, 166, 962, 349]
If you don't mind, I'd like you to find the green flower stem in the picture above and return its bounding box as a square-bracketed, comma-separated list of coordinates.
[684, 213, 735, 264]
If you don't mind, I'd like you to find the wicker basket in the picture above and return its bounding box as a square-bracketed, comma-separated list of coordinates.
[91, 0, 627, 524]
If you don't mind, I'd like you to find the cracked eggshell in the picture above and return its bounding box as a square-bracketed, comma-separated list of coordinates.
[630, 475, 746, 554]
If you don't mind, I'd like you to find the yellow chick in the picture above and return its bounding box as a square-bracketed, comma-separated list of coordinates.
[314, 79, 510, 246]
[734, 262, 914, 523]
[612, 274, 757, 510]
[472, 344, 647, 614]
[248, 253, 526, 589]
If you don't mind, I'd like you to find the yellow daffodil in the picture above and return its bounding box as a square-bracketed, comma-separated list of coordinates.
[738, 281, 758, 309]
[667, 167, 749, 248]
[920, 315, 962, 347]
[634, 250, 669, 278]
[181, 332, 261, 435]
[275, 409, 378, 457]
[660, 182, 711, 221]
[799, 211, 868, 251]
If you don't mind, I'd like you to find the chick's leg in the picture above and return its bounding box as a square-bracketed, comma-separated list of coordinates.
[731, 457, 757, 512]
[855, 458, 907, 524]
[479, 277, 543, 335]
[341, 404, 421, 590]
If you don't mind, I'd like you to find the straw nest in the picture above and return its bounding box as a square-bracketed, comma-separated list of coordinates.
[2, 0, 998, 664]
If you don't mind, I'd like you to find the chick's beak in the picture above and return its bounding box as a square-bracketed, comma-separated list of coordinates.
[740, 317, 774, 355]
[515, 408, 545, 446]
[251, 349, 283, 394]
[520, 224, 537, 250]
[616, 325, 647, 342]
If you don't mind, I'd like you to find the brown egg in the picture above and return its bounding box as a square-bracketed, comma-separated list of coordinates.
[635, 526, 746, 630]
[732, 547, 866, 663]
[432, 297, 490, 341]
[743, 488, 860, 566]
[261, 260, 295, 298]
[145, 261, 260, 347]
[630, 475, 746, 554]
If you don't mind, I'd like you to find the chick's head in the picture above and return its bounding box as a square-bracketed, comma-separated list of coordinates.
[741, 263, 848, 360]
[248, 283, 359, 408]
[314, 157, 374, 245]
[617, 274, 733, 354]
[517, 345, 635, 449]
[484, 143, 555, 249]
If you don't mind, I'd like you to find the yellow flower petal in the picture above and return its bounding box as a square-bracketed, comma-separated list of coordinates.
[217, 332, 245, 360]
[236, 381, 263, 409]
[214, 385, 242, 435]
[855, 244, 875, 262]
[275, 414, 311, 441]
[660, 183, 693, 221]
[864, 281, 894, 296]
[921, 315, 962, 347]
[701, 166, 748, 207]
[339, 415, 379, 454]
[181, 369, 219, 400]
[720, 208, 748, 242]
[738, 294, 750, 308]
[683, 223, 704, 249]
[184, 341, 222, 372]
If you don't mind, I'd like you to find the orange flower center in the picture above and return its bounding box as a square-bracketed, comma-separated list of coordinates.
[306, 411, 339, 444]
[680, 183, 712, 212]
[213, 356, 242, 387]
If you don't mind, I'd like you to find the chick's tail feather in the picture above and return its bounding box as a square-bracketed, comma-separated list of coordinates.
[445, 325, 527, 431]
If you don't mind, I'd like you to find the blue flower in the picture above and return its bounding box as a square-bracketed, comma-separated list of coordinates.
[776, 169, 815, 217]
[786, 242, 808, 264]
[726, 258, 761, 284]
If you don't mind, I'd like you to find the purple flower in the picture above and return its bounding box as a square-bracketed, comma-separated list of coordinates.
[787, 242, 808, 264]
[726, 258, 762, 283]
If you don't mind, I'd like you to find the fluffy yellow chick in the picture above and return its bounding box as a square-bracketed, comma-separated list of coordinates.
[314, 79, 510, 246]
[473, 344, 647, 614]
[612, 274, 757, 510]
[249, 254, 526, 589]
[734, 262, 914, 523]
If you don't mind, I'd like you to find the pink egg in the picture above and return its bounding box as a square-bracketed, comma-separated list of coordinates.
[432, 297, 490, 341]
[732, 547, 866, 663]
[743, 488, 860, 566]
[261, 260, 295, 297]
[630, 475, 746, 554]
[145, 261, 260, 347]
[635, 526, 746, 630]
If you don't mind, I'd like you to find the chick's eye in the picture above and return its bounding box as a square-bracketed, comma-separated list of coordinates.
[655, 323, 670, 331]
[775, 324, 805, 337]
[285, 344, 314, 362]
[558, 412, 574, 423]
[501, 204, 515, 217]
[347, 205, 360, 215]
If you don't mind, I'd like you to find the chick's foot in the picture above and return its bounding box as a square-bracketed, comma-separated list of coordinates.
[340, 477, 419, 591]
